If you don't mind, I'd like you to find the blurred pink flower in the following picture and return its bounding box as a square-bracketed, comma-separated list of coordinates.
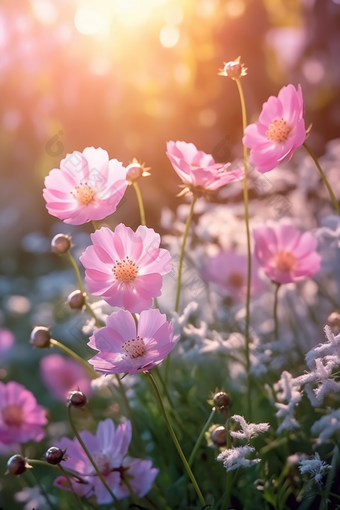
[43, 147, 128, 225]
[0, 381, 47, 449]
[0, 328, 14, 360]
[253, 223, 321, 284]
[88, 309, 179, 375]
[80, 225, 172, 313]
[54, 419, 157, 503]
[40, 354, 92, 402]
[202, 251, 265, 302]
[243, 84, 305, 173]
[166, 141, 243, 193]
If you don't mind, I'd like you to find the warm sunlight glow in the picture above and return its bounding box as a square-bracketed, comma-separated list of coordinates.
[74, 8, 110, 35]
[160, 25, 180, 47]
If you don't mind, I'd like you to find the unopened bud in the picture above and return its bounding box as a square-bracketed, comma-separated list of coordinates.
[211, 426, 227, 447]
[44, 446, 67, 465]
[30, 326, 51, 349]
[327, 311, 340, 335]
[218, 57, 247, 80]
[213, 391, 230, 410]
[126, 162, 144, 184]
[51, 234, 72, 255]
[68, 390, 87, 408]
[67, 290, 85, 310]
[6, 455, 27, 475]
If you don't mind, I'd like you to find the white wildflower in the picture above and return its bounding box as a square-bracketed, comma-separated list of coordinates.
[305, 325, 340, 369]
[299, 453, 332, 486]
[217, 445, 260, 472]
[230, 415, 270, 441]
[311, 409, 340, 445]
[274, 371, 302, 433]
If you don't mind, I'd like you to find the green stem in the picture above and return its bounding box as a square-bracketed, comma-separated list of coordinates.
[27, 459, 87, 484]
[319, 445, 338, 510]
[236, 78, 252, 421]
[92, 220, 100, 230]
[50, 338, 98, 378]
[145, 371, 206, 507]
[133, 181, 146, 226]
[67, 405, 121, 508]
[58, 465, 87, 510]
[66, 252, 101, 327]
[174, 195, 197, 313]
[303, 142, 340, 217]
[222, 419, 232, 510]
[154, 366, 175, 410]
[124, 476, 139, 505]
[273, 283, 281, 341]
[25, 470, 57, 510]
[188, 407, 216, 467]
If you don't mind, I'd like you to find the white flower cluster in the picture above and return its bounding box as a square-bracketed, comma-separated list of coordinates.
[217, 445, 260, 472]
[230, 415, 270, 441]
[299, 453, 332, 486]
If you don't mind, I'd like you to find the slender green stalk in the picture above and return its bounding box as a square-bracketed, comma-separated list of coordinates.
[25, 469, 57, 510]
[67, 405, 121, 507]
[154, 366, 175, 410]
[222, 419, 232, 510]
[319, 445, 338, 510]
[145, 371, 206, 507]
[50, 338, 98, 378]
[66, 252, 101, 327]
[174, 195, 197, 313]
[27, 459, 87, 483]
[235, 78, 252, 421]
[133, 181, 146, 226]
[303, 142, 340, 217]
[58, 465, 87, 510]
[124, 476, 139, 505]
[273, 283, 281, 341]
[92, 220, 100, 230]
[189, 407, 216, 467]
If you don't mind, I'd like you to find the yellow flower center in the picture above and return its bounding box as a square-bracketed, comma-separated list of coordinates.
[122, 336, 146, 359]
[228, 272, 244, 289]
[266, 119, 291, 143]
[2, 405, 24, 427]
[71, 182, 95, 205]
[113, 256, 139, 284]
[274, 251, 296, 272]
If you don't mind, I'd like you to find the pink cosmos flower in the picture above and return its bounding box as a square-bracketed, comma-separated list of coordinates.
[88, 309, 179, 375]
[243, 84, 306, 173]
[202, 251, 265, 303]
[54, 418, 158, 503]
[253, 223, 321, 284]
[0, 381, 47, 449]
[0, 328, 14, 360]
[43, 147, 128, 225]
[40, 354, 92, 402]
[166, 141, 244, 193]
[80, 225, 172, 313]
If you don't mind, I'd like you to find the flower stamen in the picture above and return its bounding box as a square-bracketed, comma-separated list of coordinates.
[266, 119, 291, 143]
[274, 251, 296, 272]
[71, 182, 95, 205]
[113, 256, 139, 284]
[122, 336, 146, 359]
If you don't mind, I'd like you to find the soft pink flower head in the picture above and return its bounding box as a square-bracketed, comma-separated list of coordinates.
[80, 224, 172, 313]
[88, 309, 179, 375]
[166, 141, 243, 193]
[0, 381, 47, 449]
[43, 147, 128, 225]
[202, 251, 265, 303]
[54, 419, 132, 504]
[114, 457, 158, 499]
[0, 328, 15, 360]
[40, 354, 92, 402]
[253, 222, 321, 284]
[243, 84, 305, 173]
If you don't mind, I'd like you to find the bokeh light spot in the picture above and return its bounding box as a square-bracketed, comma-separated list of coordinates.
[225, 0, 245, 18]
[160, 25, 180, 48]
[75, 8, 109, 35]
[303, 59, 325, 83]
[198, 109, 217, 127]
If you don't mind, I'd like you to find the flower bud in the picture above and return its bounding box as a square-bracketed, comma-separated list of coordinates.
[30, 326, 51, 349]
[126, 162, 144, 184]
[51, 234, 72, 255]
[327, 311, 340, 335]
[213, 391, 230, 410]
[67, 290, 85, 310]
[68, 390, 87, 408]
[6, 455, 27, 475]
[218, 57, 247, 80]
[211, 426, 227, 447]
[44, 446, 67, 465]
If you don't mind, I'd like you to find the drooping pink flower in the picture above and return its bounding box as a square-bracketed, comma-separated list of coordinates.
[80, 225, 172, 313]
[54, 419, 157, 503]
[253, 223, 321, 284]
[0, 381, 47, 449]
[243, 84, 306, 173]
[166, 141, 243, 194]
[43, 147, 128, 225]
[0, 328, 15, 361]
[40, 354, 92, 402]
[202, 251, 265, 303]
[88, 309, 179, 375]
